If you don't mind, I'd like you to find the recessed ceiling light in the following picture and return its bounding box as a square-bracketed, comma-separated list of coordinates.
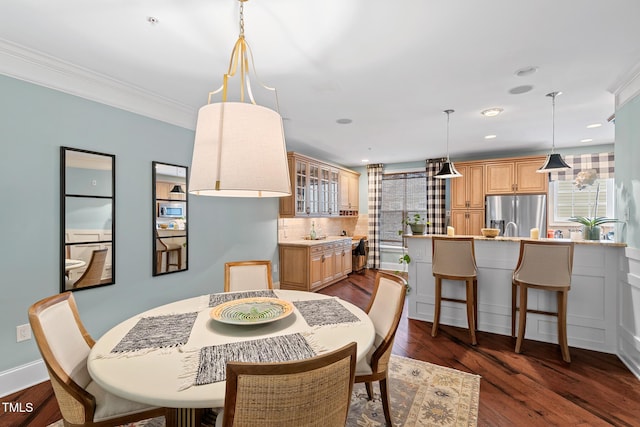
[336, 118, 352, 124]
[481, 108, 503, 117]
[508, 85, 533, 95]
[484, 135, 497, 139]
[581, 139, 593, 143]
[515, 66, 539, 77]
[147, 16, 159, 25]
[586, 123, 602, 129]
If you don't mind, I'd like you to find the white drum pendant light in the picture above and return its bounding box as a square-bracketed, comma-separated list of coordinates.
[189, 0, 291, 197]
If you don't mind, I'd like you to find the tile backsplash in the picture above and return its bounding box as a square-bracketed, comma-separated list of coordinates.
[278, 215, 368, 241]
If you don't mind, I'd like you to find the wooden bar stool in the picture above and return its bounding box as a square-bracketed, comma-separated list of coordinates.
[511, 240, 574, 362]
[156, 236, 182, 273]
[431, 236, 478, 345]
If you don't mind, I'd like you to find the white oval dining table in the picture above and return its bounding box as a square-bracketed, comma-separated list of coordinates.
[87, 289, 375, 427]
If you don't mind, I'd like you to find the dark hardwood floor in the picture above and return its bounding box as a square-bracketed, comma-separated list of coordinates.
[3, 269, 639, 426]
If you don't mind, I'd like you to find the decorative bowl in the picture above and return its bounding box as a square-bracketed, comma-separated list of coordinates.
[210, 297, 294, 325]
[481, 228, 500, 238]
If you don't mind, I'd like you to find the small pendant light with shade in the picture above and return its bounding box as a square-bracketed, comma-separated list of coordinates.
[537, 91, 571, 173]
[435, 109, 462, 179]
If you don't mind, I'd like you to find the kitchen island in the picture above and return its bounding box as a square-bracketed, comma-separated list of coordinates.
[406, 235, 627, 354]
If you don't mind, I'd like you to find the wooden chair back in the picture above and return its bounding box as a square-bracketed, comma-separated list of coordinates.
[224, 260, 273, 292]
[365, 271, 407, 373]
[73, 248, 108, 289]
[221, 342, 357, 427]
[28, 292, 167, 426]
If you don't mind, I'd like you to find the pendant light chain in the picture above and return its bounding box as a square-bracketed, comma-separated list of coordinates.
[549, 91, 556, 153]
[444, 109, 454, 161]
[239, 0, 245, 38]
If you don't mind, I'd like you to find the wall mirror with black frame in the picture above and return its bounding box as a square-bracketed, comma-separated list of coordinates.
[61, 147, 115, 292]
[153, 162, 188, 276]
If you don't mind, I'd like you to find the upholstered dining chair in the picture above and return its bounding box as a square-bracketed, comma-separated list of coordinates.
[431, 236, 479, 345]
[215, 342, 357, 427]
[224, 260, 273, 292]
[512, 239, 575, 362]
[28, 292, 169, 427]
[72, 248, 108, 289]
[355, 271, 407, 426]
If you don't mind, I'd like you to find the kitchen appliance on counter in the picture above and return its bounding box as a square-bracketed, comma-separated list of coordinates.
[159, 202, 186, 218]
[485, 194, 546, 237]
[352, 235, 369, 273]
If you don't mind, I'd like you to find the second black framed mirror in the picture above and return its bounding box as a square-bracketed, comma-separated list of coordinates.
[153, 162, 188, 276]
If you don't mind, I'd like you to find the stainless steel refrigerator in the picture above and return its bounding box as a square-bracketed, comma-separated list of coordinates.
[485, 194, 546, 237]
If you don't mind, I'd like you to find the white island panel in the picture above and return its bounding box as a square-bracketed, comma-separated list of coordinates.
[407, 236, 624, 354]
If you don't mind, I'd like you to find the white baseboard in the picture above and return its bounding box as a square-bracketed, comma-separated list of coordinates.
[380, 262, 406, 273]
[0, 359, 47, 398]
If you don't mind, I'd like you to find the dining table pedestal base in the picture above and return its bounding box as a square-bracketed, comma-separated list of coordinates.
[167, 407, 203, 427]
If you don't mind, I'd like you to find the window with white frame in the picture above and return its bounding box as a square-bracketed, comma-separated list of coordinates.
[380, 171, 427, 246]
[549, 178, 614, 223]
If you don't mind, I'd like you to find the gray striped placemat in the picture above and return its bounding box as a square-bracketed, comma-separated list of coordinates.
[208, 290, 278, 307]
[293, 298, 361, 327]
[183, 333, 317, 387]
[110, 312, 198, 353]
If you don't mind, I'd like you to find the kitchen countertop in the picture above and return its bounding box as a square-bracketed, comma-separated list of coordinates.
[278, 236, 354, 246]
[404, 234, 627, 247]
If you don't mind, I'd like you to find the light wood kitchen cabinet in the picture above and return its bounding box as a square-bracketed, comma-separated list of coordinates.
[280, 152, 358, 217]
[339, 170, 360, 215]
[450, 209, 484, 235]
[450, 163, 484, 210]
[485, 156, 548, 194]
[341, 243, 352, 276]
[450, 162, 484, 235]
[279, 239, 353, 292]
[155, 181, 186, 201]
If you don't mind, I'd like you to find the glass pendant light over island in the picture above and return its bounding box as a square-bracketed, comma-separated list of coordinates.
[189, 0, 291, 197]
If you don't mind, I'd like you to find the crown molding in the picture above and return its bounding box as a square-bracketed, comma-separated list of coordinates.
[609, 60, 640, 110]
[0, 38, 196, 130]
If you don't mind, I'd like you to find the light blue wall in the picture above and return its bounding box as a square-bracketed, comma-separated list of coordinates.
[614, 96, 640, 248]
[0, 75, 280, 373]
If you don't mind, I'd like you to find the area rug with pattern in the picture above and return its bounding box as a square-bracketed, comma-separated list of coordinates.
[48, 354, 480, 427]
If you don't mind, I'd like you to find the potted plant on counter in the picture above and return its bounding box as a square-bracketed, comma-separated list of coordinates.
[569, 216, 619, 240]
[401, 213, 429, 235]
[569, 170, 619, 240]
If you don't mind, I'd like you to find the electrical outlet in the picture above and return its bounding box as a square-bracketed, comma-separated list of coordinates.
[16, 324, 31, 342]
[272, 264, 278, 273]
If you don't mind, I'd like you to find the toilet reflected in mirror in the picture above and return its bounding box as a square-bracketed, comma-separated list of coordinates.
[153, 162, 188, 276]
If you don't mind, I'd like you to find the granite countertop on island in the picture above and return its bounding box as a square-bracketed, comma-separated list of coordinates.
[404, 234, 627, 247]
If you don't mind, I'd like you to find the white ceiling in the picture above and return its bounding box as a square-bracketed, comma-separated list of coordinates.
[2, 0, 640, 167]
